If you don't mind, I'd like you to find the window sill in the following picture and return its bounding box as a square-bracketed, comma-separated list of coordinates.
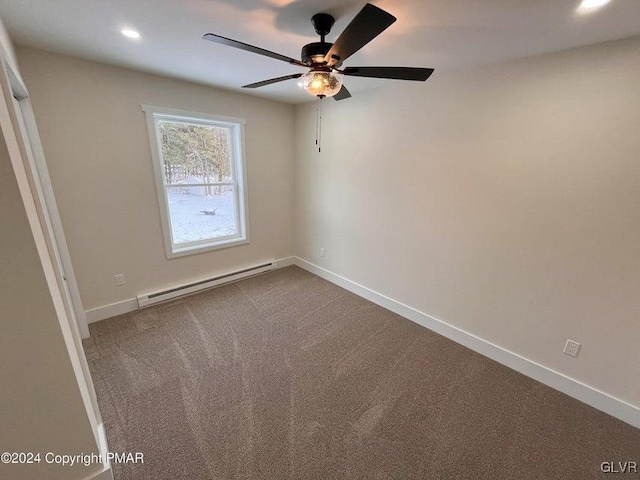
[167, 236, 249, 259]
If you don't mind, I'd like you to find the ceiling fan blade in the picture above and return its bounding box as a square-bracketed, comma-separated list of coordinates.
[342, 67, 435, 81]
[333, 85, 352, 101]
[324, 4, 396, 67]
[203, 33, 307, 67]
[243, 74, 304, 89]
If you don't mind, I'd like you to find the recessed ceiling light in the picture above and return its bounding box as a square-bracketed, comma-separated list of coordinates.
[121, 28, 141, 39]
[578, 0, 612, 11]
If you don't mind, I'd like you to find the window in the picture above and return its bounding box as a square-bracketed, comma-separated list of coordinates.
[143, 106, 248, 258]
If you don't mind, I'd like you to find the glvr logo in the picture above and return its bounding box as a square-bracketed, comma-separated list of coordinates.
[601, 462, 638, 473]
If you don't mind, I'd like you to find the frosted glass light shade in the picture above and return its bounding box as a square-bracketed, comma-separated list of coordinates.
[298, 71, 344, 98]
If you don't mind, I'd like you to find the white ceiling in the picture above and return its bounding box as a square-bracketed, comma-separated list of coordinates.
[1, 0, 639, 104]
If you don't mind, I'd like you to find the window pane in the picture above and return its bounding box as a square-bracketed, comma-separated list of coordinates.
[158, 120, 233, 185]
[167, 185, 238, 245]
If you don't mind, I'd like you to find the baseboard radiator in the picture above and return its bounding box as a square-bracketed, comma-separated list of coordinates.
[137, 262, 276, 308]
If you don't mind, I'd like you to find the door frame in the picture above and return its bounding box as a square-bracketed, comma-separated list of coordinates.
[0, 50, 110, 476]
[6, 65, 90, 338]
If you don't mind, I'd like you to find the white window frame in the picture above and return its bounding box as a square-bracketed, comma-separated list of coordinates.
[142, 105, 249, 258]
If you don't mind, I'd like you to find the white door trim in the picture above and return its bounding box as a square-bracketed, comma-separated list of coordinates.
[0, 51, 106, 454]
[16, 97, 90, 338]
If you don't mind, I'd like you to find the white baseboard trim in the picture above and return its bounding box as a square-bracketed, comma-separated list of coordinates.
[86, 466, 113, 480]
[275, 256, 297, 268]
[84, 423, 113, 480]
[293, 257, 640, 429]
[86, 298, 139, 324]
[85, 257, 298, 324]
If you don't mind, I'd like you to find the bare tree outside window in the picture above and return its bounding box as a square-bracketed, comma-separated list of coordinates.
[159, 121, 231, 194]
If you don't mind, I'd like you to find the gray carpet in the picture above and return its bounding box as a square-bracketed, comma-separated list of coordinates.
[84, 266, 639, 479]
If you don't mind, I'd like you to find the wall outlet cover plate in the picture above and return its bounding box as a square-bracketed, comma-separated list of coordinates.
[563, 339, 581, 357]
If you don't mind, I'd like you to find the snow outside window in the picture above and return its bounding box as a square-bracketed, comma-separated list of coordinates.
[143, 106, 249, 258]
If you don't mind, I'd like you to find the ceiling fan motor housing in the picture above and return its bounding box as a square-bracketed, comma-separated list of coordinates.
[301, 42, 333, 65]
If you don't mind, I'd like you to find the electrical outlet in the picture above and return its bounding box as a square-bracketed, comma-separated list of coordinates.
[319, 248, 326, 258]
[563, 339, 581, 357]
[114, 274, 126, 287]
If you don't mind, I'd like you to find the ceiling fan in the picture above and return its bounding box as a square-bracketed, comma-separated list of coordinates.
[203, 3, 434, 101]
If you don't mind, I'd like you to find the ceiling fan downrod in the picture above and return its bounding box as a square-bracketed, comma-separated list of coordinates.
[302, 13, 335, 66]
[311, 13, 335, 44]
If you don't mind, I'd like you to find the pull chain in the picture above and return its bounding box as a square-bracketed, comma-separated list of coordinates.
[318, 96, 323, 153]
[315, 95, 325, 153]
[315, 97, 320, 151]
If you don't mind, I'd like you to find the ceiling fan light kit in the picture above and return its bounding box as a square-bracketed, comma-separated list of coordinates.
[298, 70, 344, 98]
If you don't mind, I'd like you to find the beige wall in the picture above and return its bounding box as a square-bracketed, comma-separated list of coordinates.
[16, 47, 296, 310]
[0, 97, 100, 480]
[294, 36, 640, 409]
